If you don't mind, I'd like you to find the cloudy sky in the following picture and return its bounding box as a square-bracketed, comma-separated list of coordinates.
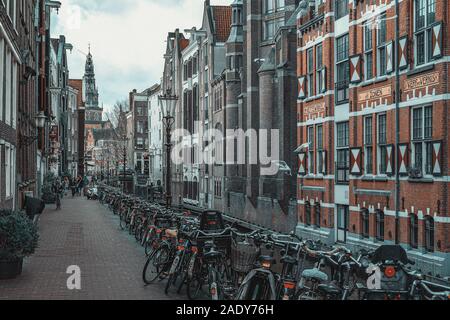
[51, 0, 231, 111]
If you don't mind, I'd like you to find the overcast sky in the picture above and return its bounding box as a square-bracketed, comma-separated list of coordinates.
[51, 0, 231, 111]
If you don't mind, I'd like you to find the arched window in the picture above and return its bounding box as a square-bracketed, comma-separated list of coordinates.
[314, 203, 321, 228]
[376, 210, 385, 241]
[305, 201, 311, 226]
[424, 217, 434, 252]
[410, 214, 419, 249]
[361, 209, 370, 238]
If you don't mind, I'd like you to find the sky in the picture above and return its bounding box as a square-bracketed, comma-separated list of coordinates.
[51, 0, 231, 112]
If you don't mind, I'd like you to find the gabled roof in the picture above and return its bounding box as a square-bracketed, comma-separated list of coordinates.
[211, 6, 232, 42]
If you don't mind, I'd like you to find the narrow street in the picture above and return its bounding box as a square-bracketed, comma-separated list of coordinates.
[0, 196, 177, 300]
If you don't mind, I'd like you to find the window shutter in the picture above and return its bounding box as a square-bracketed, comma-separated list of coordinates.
[386, 41, 394, 74]
[350, 148, 362, 175]
[299, 152, 307, 175]
[398, 144, 409, 176]
[350, 54, 361, 83]
[398, 36, 408, 70]
[298, 76, 307, 99]
[322, 150, 327, 175]
[432, 22, 443, 59]
[321, 67, 327, 93]
[386, 144, 394, 176]
[432, 141, 442, 176]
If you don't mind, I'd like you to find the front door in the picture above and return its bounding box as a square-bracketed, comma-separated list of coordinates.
[337, 205, 349, 243]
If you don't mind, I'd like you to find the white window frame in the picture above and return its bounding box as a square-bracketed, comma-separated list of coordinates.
[377, 12, 387, 77]
[411, 105, 433, 176]
[364, 116, 373, 175]
[377, 113, 388, 176]
[306, 47, 314, 97]
[364, 22, 374, 80]
[414, 0, 437, 67]
[5, 49, 11, 126]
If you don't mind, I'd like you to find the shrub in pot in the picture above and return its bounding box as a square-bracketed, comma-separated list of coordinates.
[0, 210, 39, 280]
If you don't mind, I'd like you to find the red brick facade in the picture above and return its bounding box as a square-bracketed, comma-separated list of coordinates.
[297, 0, 449, 276]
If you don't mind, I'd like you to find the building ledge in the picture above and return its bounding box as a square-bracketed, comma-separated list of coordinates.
[408, 177, 434, 184]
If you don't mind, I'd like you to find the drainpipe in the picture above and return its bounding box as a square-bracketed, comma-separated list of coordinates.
[394, 0, 400, 244]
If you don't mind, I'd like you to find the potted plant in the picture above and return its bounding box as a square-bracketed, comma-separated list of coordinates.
[0, 210, 39, 280]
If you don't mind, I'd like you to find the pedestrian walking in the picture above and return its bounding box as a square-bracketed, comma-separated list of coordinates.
[52, 179, 63, 210]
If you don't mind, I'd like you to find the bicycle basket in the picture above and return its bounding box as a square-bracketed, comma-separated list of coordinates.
[231, 238, 260, 273]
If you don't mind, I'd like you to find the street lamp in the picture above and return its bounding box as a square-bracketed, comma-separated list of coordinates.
[19, 112, 48, 147]
[158, 88, 178, 208]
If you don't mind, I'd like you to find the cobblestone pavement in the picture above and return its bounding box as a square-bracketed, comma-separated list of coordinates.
[0, 196, 181, 300]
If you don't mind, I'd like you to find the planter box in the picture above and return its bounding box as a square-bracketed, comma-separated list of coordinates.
[0, 259, 23, 280]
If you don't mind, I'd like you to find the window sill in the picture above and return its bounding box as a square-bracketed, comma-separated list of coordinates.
[335, 100, 349, 106]
[361, 175, 375, 182]
[407, 64, 434, 77]
[374, 76, 388, 84]
[374, 176, 388, 182]
[304, 94, 325, 103]
[408, 177, 434, 184]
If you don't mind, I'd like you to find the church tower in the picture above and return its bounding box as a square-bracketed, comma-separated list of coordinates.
[83, 46, 102, 124]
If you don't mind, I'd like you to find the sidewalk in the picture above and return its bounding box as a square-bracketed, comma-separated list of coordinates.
[0, 196, 177, 300]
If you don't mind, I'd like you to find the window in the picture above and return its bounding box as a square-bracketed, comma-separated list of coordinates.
[264, 0, 285, 14]
[415, 0, 436, 66]
[263, 18, 284, 41]
[136, 137, 144, 149]
[307, 48, 314, 97]
[378, 114, 388, 174]
[5, 145, 11, 198]
[376, 210, 385, 241]
[337, 205, 349, 243]
[214, 177, 222, 198]
[335, 34, 349, 104]
[424, 216, 434, 252]
[364, 22, 374, 80]
[316, 44, 324, 94]
[305, 201, 311, 226]
[362, 209, 370, 238]
[317, 125, 324, 174]
[314, 203, 321, 228]
[335, 0, 349, 20]
[410, 214, 419, 249]
[364, 116, 373, 174]
[336, 122, 349, 184]
[412, 106, 433, 175]
[137, 121, 145, 134]
[377, 13, 387, 76]
[307, 126, 314, 173]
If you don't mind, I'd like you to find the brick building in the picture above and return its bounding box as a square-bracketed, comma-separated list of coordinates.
[68, 79, 86, 177]
[296, 0, 449, 276]
[161, 29, 189, 206]
[0, 0, 20, 209]
[222, 0, 299, 232]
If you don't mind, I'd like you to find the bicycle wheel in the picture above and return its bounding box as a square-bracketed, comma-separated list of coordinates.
[143, 246, 171, 284]
[187, 258, 206, 300]
[165, 254, 182, 294]
[119, 212, 127, 230]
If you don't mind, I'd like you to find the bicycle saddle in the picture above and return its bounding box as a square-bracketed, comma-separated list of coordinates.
[301, 268, 328, 282]
[318, 283, 341, 295]
[204, 248, 223, 260]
